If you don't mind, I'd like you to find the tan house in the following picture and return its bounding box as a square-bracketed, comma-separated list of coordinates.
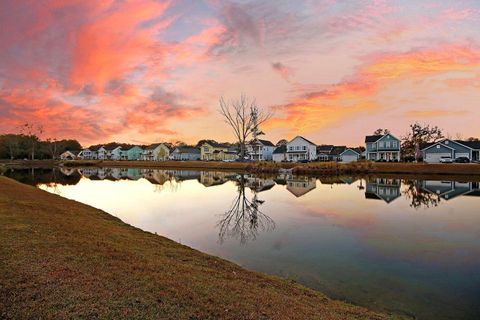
[200, 142, 231, 160]
[140, 143, 172, 161]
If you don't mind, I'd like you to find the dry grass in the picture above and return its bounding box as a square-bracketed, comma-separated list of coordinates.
[0, 176, 400, 320]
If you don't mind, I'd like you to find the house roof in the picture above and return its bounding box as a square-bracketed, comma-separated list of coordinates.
[174, 147, 200, 154]
[420, 142, 435, 150]
[317, 145, 334, 152]
[86, 145, 103, 151]
[290, 136, 316, 146]
[204, 141, 230, 148]
[144, 143, 162, 150]
[251, 139, 275, 147]
[456, 140, 480, 150]
[330, 146, 347, 155]
[365, 135, 384, 143]
[273, 145, 286, 154]
[340, 148, 361, 156]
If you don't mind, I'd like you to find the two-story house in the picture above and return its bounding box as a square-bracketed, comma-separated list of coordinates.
[169, 147, 201, 161]
[141, 143, 171, 161]
[80, 145, 101, 160]
[365, 133, 401, 161]
[247, 139, 275, 161]
[284, 136, 317, 162]
[200, 142, 230, 160]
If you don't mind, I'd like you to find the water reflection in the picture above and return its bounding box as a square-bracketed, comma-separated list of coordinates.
[4, 167, 480, 320]
[218, 174, 275, 244]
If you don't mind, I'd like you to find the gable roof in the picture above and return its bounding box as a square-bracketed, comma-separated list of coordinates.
[455, 140, 480, 150]
[317, 145, 334, 152]
[365, 135, 383, 143]
[340, 148, 361, 156]
[273, 145, 286, 154]
[289, 136, 316, 146]
[203, 141, 230, 148]
[330, 146, 346, 155]
[251, 139, 275, 147]
[174, 147, 200, 154]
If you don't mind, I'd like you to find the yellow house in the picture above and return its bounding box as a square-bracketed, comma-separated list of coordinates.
[200, 142, 229, 160]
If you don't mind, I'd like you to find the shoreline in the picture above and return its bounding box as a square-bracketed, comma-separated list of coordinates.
[2, 159, 480, 176]
[0, 176, 397, 319]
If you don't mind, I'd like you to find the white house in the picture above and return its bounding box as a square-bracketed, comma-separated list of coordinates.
[80, 146, 101, 160]
[110, 146, 123, 160]
[284, 136, 317, 162]
[60, 150, 80, 160]
[169, 147, 201, 161]
[247, 139, 275, 161]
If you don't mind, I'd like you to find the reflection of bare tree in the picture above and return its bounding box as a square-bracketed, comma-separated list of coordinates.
[217, 175, 275, 244]
[402, 180, 441, 209]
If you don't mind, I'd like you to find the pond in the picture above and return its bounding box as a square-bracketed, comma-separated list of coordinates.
[5, 167, 480, 320]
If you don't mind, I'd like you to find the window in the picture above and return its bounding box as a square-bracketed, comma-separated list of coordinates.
[289, 146, 293, 151]
[296, 146, 300, 151]
[302, 146, 306, 150]
[392, 141, 397, 148]
[379, 141, 384, 148]
[386, 141, 391, 148]
[437, 145, 440, 149]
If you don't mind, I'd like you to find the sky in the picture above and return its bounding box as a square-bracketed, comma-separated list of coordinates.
[1, 0, 480, 147]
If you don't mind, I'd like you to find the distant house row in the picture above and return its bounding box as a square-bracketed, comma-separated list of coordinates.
[60, 132, 480, 163]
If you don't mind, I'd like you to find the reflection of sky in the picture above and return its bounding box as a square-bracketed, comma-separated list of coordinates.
[37, 175, 480, 320]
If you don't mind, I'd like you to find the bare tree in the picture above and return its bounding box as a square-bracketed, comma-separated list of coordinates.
[219, 95, 272, 159]
[217, 175, 275, 244]
[402, 179, 441, 209]
[401, 123, 444, 161]
[47, 138, 58, 160]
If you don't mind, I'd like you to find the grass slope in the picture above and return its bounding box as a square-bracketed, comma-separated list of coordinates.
[0, 176, 393, 320]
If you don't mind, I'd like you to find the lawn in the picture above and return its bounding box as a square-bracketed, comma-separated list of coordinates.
[0, 176, 397, 319]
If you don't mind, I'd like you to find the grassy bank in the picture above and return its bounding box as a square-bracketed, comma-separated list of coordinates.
[0, 176, 394, 319]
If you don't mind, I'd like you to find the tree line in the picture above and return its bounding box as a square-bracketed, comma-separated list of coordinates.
[0, 134, 81, 160]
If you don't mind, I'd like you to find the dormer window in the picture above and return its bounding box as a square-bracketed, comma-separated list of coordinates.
[445, 141, 449, 144]
[437, 145, 440, 149]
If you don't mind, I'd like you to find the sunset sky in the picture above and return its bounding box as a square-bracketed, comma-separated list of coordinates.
[1, 0, 480, 147]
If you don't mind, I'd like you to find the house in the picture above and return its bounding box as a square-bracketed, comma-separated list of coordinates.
[365, 133, 401, 161]
[170, 147, 201, 161]
[200, 142, 230, 160]
[213, 149, 238, 161]
[284, 136, 317, 162]
[97, 146, 108, 160]
[60, 150, 80, 160]
[123, 146, 143, 160]
[339, 148, 361, 163]
[141, 143, 171, 161]
[421, 139, 480, 163]
[317, 145, 335, 161]
[247, 139, 275, 161]
[272, 145, 287, 162]
[110, 146, 123, 160]
[80, 145, 102, 160]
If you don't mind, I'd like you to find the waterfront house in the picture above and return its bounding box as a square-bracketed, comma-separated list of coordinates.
[339, 148, 361, 163]
[317, 145, 335, 161]
[247, 139, 275, 161]
[97, 146, 108, 160]
[421, 139, 480, 163]
[285, 136, 317, 162]
[272, 145, 287, 162]
[200, 142, 230, 160]
[365, 133, 401, 161]
[60, 150, 80, 160]
[170, 146, 201, 161]
[110, 146, 123, 160]
[213, 149, 238, 161]
[80, 145, 101, 160]
[141, 143, 171, 161]
[123, 146, 143, 160]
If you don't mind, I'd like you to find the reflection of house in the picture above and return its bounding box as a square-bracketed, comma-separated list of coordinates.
[285, 175, 316, 197]
[170, 147, 201, 161]
[78, 168, 98, 178]
[365, 178, 401, 203]
[59, 167, 78, 176]
[421, 180, 480, 201]
[247, 139, 275, 161]
[167, 170, 202, 182]
[421, 139, 480, 163]
[365, 133, 401, 161]
[142, 169, 171, 185]
[245, 177, 275, 192]
[200, 171, 230, 187]
[284, 136, 317, 162]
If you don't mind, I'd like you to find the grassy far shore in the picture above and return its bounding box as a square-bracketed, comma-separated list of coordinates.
[0, 176, 400, 319]
[2, 158, 480, 176]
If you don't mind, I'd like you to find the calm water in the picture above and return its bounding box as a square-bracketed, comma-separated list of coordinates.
[6, 167, 480, 319]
